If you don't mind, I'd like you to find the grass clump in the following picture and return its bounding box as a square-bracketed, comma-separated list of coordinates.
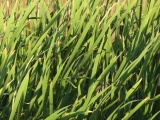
[0, 0, 160, 119]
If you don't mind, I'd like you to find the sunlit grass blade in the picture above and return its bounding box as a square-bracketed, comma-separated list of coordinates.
[9, 69, 31, 120]
[122, 97, 149, 120]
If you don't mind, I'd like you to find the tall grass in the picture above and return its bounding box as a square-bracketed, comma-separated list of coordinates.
[0, 0, 160, 119]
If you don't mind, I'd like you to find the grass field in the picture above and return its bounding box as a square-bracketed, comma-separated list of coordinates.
[0, 0, 160, 119]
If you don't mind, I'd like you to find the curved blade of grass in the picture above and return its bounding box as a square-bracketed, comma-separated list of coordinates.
[122, 97, 149, 120]
[45, 105, 70, 120]
[149, 111, 160, 120]
[9, 69, 31, 120]
[125, 78, 142, 101]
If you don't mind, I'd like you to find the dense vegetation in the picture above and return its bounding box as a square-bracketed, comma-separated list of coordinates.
[0, 0, 160, 119]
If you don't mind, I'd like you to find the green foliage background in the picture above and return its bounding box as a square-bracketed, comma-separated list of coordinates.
[0, 0, 160, 119]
